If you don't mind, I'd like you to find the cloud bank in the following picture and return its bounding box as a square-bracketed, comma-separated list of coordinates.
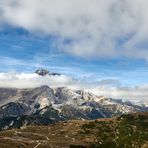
[1, 0, 148, 59]
[0, 72, 148, 103]
[0, 72, 80, 89]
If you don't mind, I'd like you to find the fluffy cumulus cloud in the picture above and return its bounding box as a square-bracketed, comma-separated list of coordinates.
[1, 0, 148, 59]
[0, 72, 148, 103]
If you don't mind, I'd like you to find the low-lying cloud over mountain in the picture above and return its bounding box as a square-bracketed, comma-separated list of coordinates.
[1, 0, 148, 60]
[0, 72, 148, 104]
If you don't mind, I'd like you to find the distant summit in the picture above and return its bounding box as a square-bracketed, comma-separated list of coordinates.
[35, 69, 61, 76]
[35, 69, 49, 76]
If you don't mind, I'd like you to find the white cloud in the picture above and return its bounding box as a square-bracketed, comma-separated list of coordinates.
[1, 0, 148, 59]
[0, 72, 148, 103]
[0, 72, 80, 89]
[90, 85, 148, 103]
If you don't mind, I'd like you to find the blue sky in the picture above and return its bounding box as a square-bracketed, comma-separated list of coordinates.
[0, 26, 148, 87]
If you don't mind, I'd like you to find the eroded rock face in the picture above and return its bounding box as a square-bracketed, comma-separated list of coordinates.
[0, 88, 18, 106]
[0, 85, 147, 130]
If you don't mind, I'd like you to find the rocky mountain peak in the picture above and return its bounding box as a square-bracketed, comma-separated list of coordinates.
[35, 69, 49, 76]
[0, 86, 147, 131]
[35, 69, 61, 76]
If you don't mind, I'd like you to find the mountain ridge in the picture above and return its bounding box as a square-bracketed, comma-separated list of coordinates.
[0, 85, 147, 130]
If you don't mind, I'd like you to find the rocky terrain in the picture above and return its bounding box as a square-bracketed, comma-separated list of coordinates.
[0, 85, 147, 130]
[0, 112, 147, 148]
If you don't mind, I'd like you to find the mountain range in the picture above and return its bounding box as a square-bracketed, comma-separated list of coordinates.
[0, 84, 147, 130]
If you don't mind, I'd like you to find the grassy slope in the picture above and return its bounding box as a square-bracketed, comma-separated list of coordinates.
[0, 112, 147, 148]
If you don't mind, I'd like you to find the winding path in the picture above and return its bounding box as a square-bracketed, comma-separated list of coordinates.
[34, 142, 41, 148]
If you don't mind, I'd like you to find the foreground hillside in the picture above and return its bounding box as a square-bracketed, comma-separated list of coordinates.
[0, 112, 147, 148]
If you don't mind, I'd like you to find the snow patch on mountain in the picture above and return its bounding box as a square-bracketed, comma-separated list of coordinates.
[38, 98, 50, 109]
